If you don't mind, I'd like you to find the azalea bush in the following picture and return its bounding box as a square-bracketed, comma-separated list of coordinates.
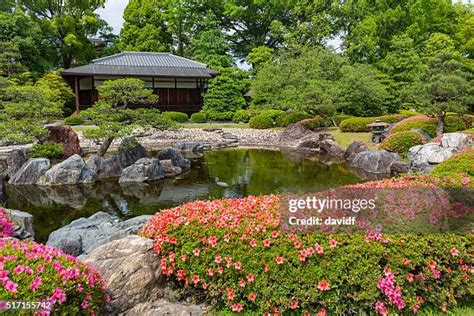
[379, 131, 425, 156]
[249, 115, 273, 129]
[0, 238, 107, 314]
[431, 150, 474, 181]
[141, 179, 474, 314]
[339, 114, 405, 132]
[391, 115, 472, 138]
[0, 208, 14, 238]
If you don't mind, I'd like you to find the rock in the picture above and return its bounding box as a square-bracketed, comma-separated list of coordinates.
[6, 209, 34, 240]
[350, 150, 400, 174]
[427, 147, 456, 164]
[82, 235, 172, 314]
[319, 133, 335, 142]
[6, 149, 28, 178]
[119, 158, 164, 183]
[279, 123, 315, 144]
[221, 133, 238, 140]
[297, 138, 320, 149]
[86, 155, 122, 179]
[345, 141, 369, 161]
[390, 161, 410, 176]
[215, 177, 229, 187]
[319, 139, 345, 158]
[126, 300, 206, 316]
[46, 211, 152, 257]
[118, 137, 151, 168]
[8, 158, 50, 185]
[46, 126, 83, 158]
[0, 176, 4, 202]
[37, 155, 97, 186]
[157, 149, 191, 170]
[440, 133, 470, 150]
[159, 159, 182, 177]
[410, 128, 432, 142]
[172, 142, 208, 153]
[203, 128, 222, 132]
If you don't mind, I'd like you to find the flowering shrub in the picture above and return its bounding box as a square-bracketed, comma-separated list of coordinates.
[0, 209, 14, 238]
[0, 238, 107, 314]
[141, 190, 473, 314]
[379, 131, 425, 156]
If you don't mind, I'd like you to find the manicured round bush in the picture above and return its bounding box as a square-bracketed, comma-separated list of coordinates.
[258, 109, 286, 120]
[391, 115, 472, 137]
[249, 115, 273, 129]
[339, 117, 377, 132]
[275, 112, 312, 127]
[63, 115, 84, 126]
[300, 116, 325, 131]
[205, 111, 235, 122]
[379, 131, 425, 156]
[398, 110, 423, 117]
[0, 238, 107, 314]
[335, 114, 354, 126]
[190, 112, 207, 123]
[232, 110, 250, 123]
[29, 142, 63, 159]
[0, 208, 14, 237]
[141, 187, 473, 315]
[163, 111, 189, 123]
[444, 115, 473, 133]
[431, 149, 474, 181]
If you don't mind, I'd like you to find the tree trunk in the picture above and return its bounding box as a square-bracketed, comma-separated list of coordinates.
[436, 114, 444, 137]
[97, 137, 114, 157]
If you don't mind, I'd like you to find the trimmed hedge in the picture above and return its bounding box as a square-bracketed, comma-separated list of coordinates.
[339, 114, 408, 132]
[205, 111, 235, 122]
[64, 115, 84, 126]
[0, 238, 107, 314]
[431, 149, 474, 181]
[249, 115, 273, 129]
[163, 111, 189, 123]
[391, 115, 472, 138]
[190, 112, 207, 123]
[300, 116, 325, 131]
[335, 114, 354, 126]
[141, 180, 473, 315]
[259, 109, 286, 120]
[275, 112, 312, 127]
[379, 131, 425, 156]
[397, 110, 423, 117]
[29, 142, 63, 159]
[232, 110, 251, 123]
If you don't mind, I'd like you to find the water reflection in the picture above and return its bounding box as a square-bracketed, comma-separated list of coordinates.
[4, 148, 383, 242]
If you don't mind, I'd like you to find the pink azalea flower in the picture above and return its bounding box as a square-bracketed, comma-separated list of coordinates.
[315, 244, 324, 254]
[192, 275, 200, 285]
[263, 239, 271, 247]
[214, 256, 222, 264]
[250, 239, 257, 247]
[329, 239, 337, 248]
[290, 300, 298, 309]
[234, 262, 242, 270]
[81, 300, 89, 309]
[248, 293, 256, 301]
[51, 288, 66, 304]
[294, 241, 302, 249]
[192, 248, 200, 256]
[29, 276, 42, 292]
[271, 231, 279, 238]
[239, 279, 246, 287]
[247, 274, 254, 282]
[231, 303, 243, 312]
[317, 281, 330, 291]
[275, 256, 284, 264]
[450, 248, 459, 256]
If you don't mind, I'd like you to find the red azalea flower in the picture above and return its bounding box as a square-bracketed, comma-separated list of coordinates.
[231, 303, 243, 312]
[402, 258, 410, 265]
[250, 239, 257, 247]
[290, 300, 298, 309]
[275, 256, 284, 264]
[317, 281, 330, 291]
[294, 241, 302, 249]
[234, 262, 242, 270]
[192, 275, 200, 285]
[271, 231, 279, 238]
[407, 273, 414, 283]
[247, 274, 255, 282]
[329, 239, 337, 248]
[248, 293, 256, 301]
[239, 279, 246, 287]
[192, 248, 200, 256]
[450, 248, 459, 256]
[315, 244, 324, 254]
[263, 239, 271, 247]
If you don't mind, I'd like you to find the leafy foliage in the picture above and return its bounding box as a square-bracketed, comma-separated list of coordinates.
[275, 112, 311, 127]
[249, 115, 273, 129]
[232, 110, 250, 123]
[391, 116, 472, 138]
[29, 142, 64, 159]
[299, 117, 325, 131]
[163, 111, 189, 123]
[190, 112, 207, 123]
[379, 131, 425, 156]
[64, 115, 84, 126]
[339, 115, 405, 133]
[431, 149, 474, 181]
[0, 238, 107, 314]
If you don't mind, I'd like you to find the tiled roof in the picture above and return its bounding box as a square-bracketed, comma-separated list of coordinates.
[62, 52, 220, 78]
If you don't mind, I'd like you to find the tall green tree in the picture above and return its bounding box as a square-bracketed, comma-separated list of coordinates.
[19, 0, 109, 68]
[404, 53, 473, 136]
[80, 78, 172, 156]
[119, 0, 172, 52]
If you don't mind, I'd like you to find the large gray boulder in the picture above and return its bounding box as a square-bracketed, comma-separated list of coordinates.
[6, 149, 28, 178]
[8, 158, 50, 185]
[408, 133, 471, 174]
[160, 159, 182, 177]
[118, 137, 151, 168]
[157, 149, 190, 170]
[350, 150, 400, 174]
[279, 123, 315, 144]
[119, 158, 164, 183]
[83, 235, 205, 315]
[37, 154, 97, 186]
[46, 212, 152, 257]
[172, 142, 208, 153]
[345, 141, 369, 161]
[319, 139, 345, 158]
[6, 209, 34, 240]
[86, 154, 122, 179]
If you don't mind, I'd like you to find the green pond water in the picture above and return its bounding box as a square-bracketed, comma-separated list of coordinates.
[3, 148, 374, 242]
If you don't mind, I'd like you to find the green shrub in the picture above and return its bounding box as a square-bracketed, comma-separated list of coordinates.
[340, 115, 406, 132]
[249, 115, 274, 129]
[431, 149, 474, 180]
[64, 115, 84, 126]
[0, 238, 106, 314]
[275, 112, 311, 127]
[398, 110, 423, 117]
[141, 193, 473, 315]
[190, 112, 207, 123]
[259, 109, 286, 120]
[379, 131, 425, 156]
[300, 116, 325, 131]
[232, 110, 251, 123]
[335, 114, 354, 126]
[391, 115, 472, 137]
[29, 142, 63, 159]
[205, 111, 235, 121]
[444, 115, 472, 133]
[163, 111, 189, 123]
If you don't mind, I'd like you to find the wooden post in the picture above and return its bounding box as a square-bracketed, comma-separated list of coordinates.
[74, 76, 80, 114]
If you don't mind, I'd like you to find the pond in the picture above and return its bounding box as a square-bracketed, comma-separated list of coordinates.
[2, 148, 376, 242]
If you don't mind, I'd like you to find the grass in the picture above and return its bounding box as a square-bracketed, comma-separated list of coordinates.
[327, 128, 376, 150]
